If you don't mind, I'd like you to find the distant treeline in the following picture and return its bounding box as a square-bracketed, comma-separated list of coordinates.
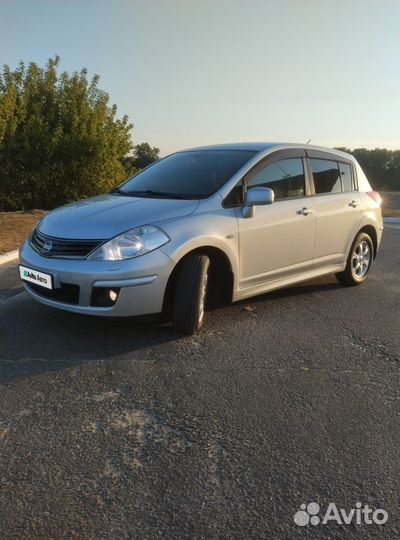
[1, 58, 399, 212]
[336, 148, 400, 191]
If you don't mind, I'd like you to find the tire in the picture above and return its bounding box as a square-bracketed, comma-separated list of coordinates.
[335, 232, 374, 286]
[172, 254, 210, 335]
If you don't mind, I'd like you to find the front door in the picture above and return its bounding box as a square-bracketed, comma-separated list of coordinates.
[237, 152, 315, 288]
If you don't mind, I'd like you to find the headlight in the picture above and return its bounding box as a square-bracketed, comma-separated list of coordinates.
[88, 225, 170, 261]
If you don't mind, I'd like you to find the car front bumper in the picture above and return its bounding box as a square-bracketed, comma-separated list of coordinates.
[19, 240, 175, 317]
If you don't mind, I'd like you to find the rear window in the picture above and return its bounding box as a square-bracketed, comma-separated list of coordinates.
[310, 159, 341, 194]
[310, 158, 355, 194]
[338, 162, 354, 191]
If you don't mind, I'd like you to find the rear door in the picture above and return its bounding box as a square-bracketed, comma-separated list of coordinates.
[308, 151, 361, 267]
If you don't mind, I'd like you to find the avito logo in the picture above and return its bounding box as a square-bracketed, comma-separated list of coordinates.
[24, 270, 37, 280]
[294, 501, 388, 527]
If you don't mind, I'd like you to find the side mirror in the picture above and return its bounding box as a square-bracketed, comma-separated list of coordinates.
[242, 187, 274, 218]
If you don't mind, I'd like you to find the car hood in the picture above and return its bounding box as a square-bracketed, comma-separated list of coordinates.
[38, 194, 199, 239]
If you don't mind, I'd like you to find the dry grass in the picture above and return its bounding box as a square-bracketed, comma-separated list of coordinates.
[0, 210, 47, 254]
[382, 208, 400, 218]
[0, 193, 399, 255]
[381, 192, 400, 218]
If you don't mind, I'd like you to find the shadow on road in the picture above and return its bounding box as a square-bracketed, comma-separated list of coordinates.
[0, 300, 182, 383]
[0, 271, 343, 384]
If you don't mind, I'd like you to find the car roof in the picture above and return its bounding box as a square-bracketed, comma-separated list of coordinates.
[179, 142, 278, 152]
[178, 142, 354, 160]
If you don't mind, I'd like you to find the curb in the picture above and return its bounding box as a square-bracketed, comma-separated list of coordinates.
[383, 217, 400, 224]
[0, 249, 19, 266]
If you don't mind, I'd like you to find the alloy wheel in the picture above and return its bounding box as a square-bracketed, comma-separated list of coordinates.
[351, 240, 371, 279]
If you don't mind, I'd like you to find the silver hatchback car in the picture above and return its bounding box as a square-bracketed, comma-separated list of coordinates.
[19, 143, 383, 334]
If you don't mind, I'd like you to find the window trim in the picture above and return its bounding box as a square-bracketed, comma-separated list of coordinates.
[305, 150, 358, 196]
[243, 148, 307, 185]
[222, 149, 312, 208]
[222, 148, 359, 208]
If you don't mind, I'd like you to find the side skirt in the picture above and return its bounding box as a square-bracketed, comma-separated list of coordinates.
[233, 264, 345, 302]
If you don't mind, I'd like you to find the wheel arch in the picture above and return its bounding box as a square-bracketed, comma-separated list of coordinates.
[345, 222, 379, 262]
[357, 224, 378, 258]
[162, 245, 234, 316]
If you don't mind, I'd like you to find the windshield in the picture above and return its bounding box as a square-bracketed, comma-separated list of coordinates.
[116, 150, 256, 199]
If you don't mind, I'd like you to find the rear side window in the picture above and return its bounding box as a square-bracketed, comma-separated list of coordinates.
[247, 158, 306, 200]
[310, 159, 341, 194]
[338, 162, 354, 191]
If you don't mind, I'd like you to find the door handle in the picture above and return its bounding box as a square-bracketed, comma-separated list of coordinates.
[349, 200, 360, 208]
[298, 207, 313, 216]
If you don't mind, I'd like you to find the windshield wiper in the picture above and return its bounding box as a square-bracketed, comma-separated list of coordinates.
[122, 190, 194, 200]
[110, 187, 130, 196]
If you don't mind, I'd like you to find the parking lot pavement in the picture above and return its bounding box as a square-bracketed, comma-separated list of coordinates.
[0, 226, 399, 540]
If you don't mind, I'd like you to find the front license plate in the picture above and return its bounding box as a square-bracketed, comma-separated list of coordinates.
[19, 265, 53, 290]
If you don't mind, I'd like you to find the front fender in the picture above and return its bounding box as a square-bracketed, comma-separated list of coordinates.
[158, 210, 240, 290]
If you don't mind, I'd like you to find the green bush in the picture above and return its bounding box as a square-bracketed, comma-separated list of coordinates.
[0, 56, 133, 211]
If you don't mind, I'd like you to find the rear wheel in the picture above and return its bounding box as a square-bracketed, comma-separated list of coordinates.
[172, 253, 210, 335]
[336, 232, 373, 286]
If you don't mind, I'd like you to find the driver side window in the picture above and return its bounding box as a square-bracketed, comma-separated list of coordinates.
[247, 158, 306, 200]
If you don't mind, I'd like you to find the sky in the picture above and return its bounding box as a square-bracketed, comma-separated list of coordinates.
[1, 0, 400, 156]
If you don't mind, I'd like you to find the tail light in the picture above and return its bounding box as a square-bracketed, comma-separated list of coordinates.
[367, 191, 382, 205]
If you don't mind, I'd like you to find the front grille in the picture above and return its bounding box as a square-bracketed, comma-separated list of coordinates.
[27, 282, 80, 305]
[31, 229, 103, 259]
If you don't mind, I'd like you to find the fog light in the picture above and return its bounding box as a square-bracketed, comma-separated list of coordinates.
[90, 287, 121, 307]
[109, 289, 118, 302]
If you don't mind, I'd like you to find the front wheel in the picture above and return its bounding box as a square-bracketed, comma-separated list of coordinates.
[336, 232, 373, 286]
[172, 253, 210, 335]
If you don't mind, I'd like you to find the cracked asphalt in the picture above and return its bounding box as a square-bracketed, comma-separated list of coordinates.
[0, 224, 399, 540]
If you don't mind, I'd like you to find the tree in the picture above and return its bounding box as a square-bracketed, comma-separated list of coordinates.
[335, 147, 400, 191]
[0, 56, 133, 210]
[129, 142, 160, 170]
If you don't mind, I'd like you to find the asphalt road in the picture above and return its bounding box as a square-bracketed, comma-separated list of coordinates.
[1, 225, 399, 540]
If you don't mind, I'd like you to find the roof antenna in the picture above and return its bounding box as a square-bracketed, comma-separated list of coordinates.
[306, 139, 311, 144]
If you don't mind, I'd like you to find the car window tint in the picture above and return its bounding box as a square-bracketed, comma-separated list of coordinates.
[223, 183, 244, 207]
[310, 159, 341, 194]
[339, 162, 353, 191]
[247, 158, 305, 200]
[119, 150, 256, 199]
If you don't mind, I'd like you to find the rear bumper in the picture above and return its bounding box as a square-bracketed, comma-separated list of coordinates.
[19, 241, 175, 317]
